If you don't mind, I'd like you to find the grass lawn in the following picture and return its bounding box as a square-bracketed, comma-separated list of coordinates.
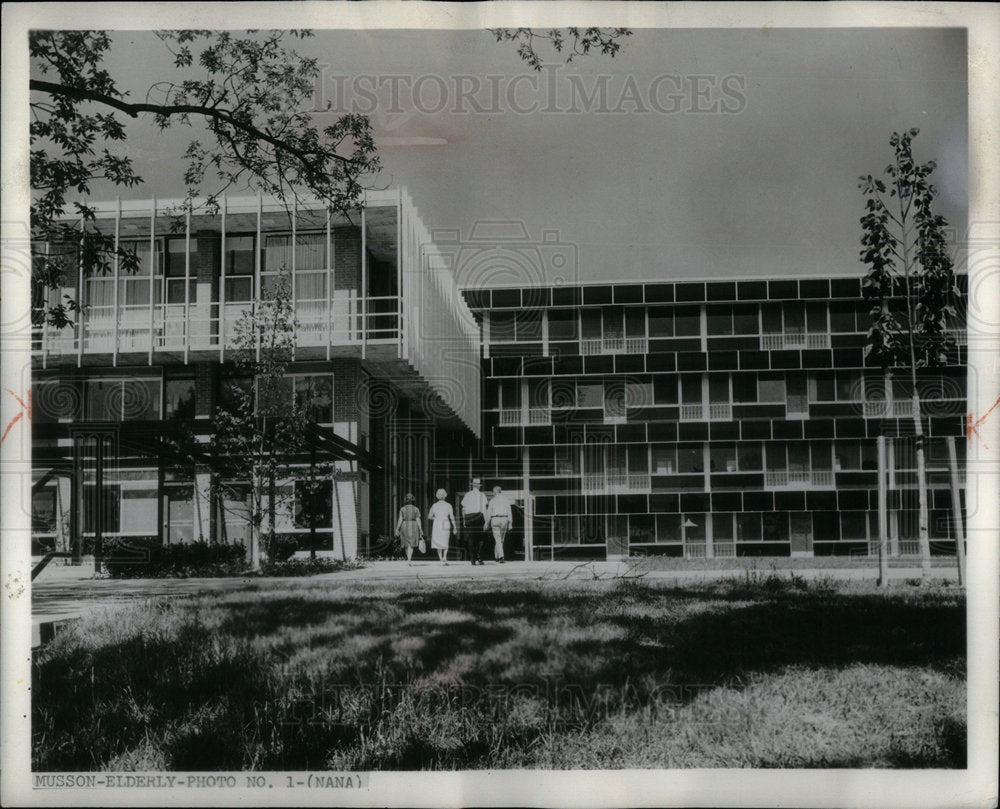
[32, 574, 966, 771]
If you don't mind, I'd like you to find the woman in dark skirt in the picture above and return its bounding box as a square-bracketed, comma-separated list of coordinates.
[395, 493, 424, 565]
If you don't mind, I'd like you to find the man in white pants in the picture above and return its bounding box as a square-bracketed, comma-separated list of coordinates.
[485, 485, 513, 563]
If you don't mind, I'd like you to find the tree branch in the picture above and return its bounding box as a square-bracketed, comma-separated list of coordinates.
[31, 78, 356, 171]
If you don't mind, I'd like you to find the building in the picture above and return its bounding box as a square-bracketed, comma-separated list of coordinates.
[462, 276, 967, 561]
[30, 190, 481, 559]
[31, 192, 968, 563]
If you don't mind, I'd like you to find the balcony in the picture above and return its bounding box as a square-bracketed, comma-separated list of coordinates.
[582, 473, 651, 494]
[498, 407, 552, 427]
[580, 337, 648, 356]
[680, 403, 732, 421]
[760, 332, 830, 350]
[33, 190, 483, 438]
[765, 470, 834, 487]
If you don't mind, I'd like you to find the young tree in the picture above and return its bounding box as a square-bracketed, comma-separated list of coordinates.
[213, 270, 300, 568]
[858, 128, 960, 578]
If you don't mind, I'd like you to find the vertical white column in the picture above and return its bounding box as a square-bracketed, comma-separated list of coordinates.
[523, 447, 532, 562]
[947, 436, 966, 586]
[521, 378, 529, 424]
[112, 199, 120, 366]
[255, 192, 262, 363]
[888, 435, 899, 556]
[148, 197, 156, 364]
[397, 189, 403, 358]
[705, 512, 714, 559]
[542, 309, 549, 357]
[360, 205, 367, 359]
[184, 208, 191, 365]
[326, 207, 332, 360]
[219, 195, 227, 362]
[700, 303, 707, 353]
[195, 470, 212, 543]
[77, 218, 84, 367]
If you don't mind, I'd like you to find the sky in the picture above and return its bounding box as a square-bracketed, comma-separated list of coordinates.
[83, 27, 968, 285]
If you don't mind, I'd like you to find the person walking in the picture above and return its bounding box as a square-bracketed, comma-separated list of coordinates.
[460, 477, 489, 565]
[485, 485, 513, 563]
[394, 493, 424, 566]
[427, 488, 457, 565]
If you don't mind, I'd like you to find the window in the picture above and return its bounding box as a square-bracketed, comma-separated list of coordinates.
[680, 375, 702, 404]
[625, 380, 653, 408]
[83, 483, 120, 533]
[677, 445, 703, 473]
[707, 305, 733, 335]
[757, 375, 785, 403]
[762, 512, 789, 542]
[654, 375, 678, 404]
[165, 378, 195, 420]
[224, 236, 256, 302]
[165, 237, 196, 304]
[656, 513, 681, 542]
[648, 306, 672, 337]
[840, 511, 868, 540]
[550, 379, 575, 408]
[732, 375, 757, 403]
[295, 375, 333, 423]
[602, 307, 624, 339]
[738, 443, 763, 470]
[577, 382, 603, 408]
[490, 312, 516, 342]
[548, 309, 577, 340]
[836, 371, 860, 402]
[555, 444, 580, 475]
[32, 489, 58, 534]
[733, 304, 758, 335]
[806, 302, 827, 333]
[834, 441, 860, 471]
[708, 374, 730, 404]
[714, 513, 735, 541]
[674, 306, 700, 337]
[652, 446, 676, 474]
[84, 378, 161, 421]
[710, 443, 737, 473]
[294, 479, 333, 529]
[765, 442, 787, 471]
[218, 376, 252, 414]
[499, 378, 521, 409]
[737, 513, 762, 541]
[761, 303, 782, 334]
[814, 372, 835, 402]
[580, 309, 602, 339]
[625, 308, 646, 338]
[629, 515, 655, 543]
[604, 383, 626, 419]
[515, 310, 542, 341]
[829, 302, 855, 333]
[782, 302, 804, 334]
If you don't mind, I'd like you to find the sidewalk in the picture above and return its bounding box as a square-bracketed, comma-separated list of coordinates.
[31, 559, 959, 647]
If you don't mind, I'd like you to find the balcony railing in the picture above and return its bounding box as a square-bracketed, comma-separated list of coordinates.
[499, 409, 521, 426]
[581, 337, 648, 356]
[35, 293, 406, 357]
[760, 332, 830, 350]
[713, 542, 736, 558]
[528, 408, 551, 426]
[582, 473, 651, 493]
[708, 403, 732, 421]
[680, 404, 704, 421]
[765, 470, 835, 487]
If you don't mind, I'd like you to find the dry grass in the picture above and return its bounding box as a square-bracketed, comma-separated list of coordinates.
[32, 575, 966, 770]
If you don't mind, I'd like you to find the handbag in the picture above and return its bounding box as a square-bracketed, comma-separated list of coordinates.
[418, 538, 426, 554]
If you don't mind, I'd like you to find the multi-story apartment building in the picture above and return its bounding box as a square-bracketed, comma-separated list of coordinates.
[30, 191, 967, 564]
[30, 190, 481, 559]
[463, 277, 967, 561]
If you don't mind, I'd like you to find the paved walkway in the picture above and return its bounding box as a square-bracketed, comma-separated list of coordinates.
[31, 559, 959, 647]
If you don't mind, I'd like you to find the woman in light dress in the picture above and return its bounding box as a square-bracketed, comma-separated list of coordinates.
[394, 493, 423, 566]
[427, 488, 456, 565]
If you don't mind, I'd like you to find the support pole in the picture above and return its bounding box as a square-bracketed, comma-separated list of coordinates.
[947, 435, 966, 586]
[877, 434, 889, 587]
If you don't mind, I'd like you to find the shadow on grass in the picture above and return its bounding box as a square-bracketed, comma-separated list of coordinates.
[33, 578, 965, 771]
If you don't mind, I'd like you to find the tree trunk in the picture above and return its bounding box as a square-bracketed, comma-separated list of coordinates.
[267, 470, 276, 562]
[911, 391, 931, 579]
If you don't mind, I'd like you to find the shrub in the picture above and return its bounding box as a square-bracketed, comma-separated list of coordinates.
[103, 538, 246, 578]
[259, 557, 364, 577]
